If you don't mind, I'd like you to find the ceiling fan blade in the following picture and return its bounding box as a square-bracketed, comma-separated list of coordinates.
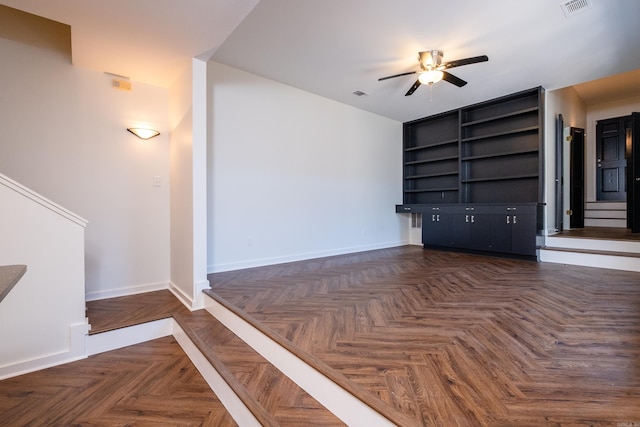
[378, 71, 417, 81]
[443, 55, 488, 69]
[442, 72, 467, 87]
[405, 79, 421, 96]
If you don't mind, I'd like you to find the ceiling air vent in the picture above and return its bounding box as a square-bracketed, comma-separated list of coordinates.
[352, 90, 368, 97]
[561, 0, 591, 18]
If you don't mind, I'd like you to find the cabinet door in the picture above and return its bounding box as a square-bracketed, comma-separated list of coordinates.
[422, 207, 454, 247]
[510, 212, 537, 255]
[453, 206, 491, 250]
[490, 205, 536, 255]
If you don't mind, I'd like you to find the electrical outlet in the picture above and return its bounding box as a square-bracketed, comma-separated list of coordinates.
[153, 176, 161, 187]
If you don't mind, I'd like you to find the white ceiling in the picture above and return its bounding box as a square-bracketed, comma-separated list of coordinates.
[2, 0, 640, 123]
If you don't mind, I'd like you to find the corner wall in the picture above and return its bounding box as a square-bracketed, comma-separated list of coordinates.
[206, 62, 406, 272]
[169, 59, 209, 308]
[0, 37, 171, 300]
[544, 86, 587, 233]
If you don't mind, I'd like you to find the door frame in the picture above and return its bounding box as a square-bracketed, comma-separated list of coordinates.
[569, 127, 585, 229]
[630, 112, 640, 232]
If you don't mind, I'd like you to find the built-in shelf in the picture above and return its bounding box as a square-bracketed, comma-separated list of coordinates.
[400, 87, 543, 206]
[460, 126, 539, 143]
[405, 187, 459, 193]
[461, 148, 539, 161]
[461, 107, 539, 127]
[461, 174, 538, 183]
[404, 139, 458, 151]
[405, 155, 459, 165]
[405, 171, 458, 180]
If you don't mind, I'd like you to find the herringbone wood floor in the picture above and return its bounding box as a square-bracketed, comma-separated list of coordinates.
[0, 336, 236, 426]
[175, 310, 345, 426]
[209, 246, 640, 427]
[87, 289, 190, 334]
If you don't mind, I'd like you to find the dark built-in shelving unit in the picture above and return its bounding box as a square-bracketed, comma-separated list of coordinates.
[397, 87, 544, 258]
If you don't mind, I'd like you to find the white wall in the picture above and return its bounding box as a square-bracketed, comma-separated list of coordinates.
[0, 175, 87, 378]
[544, 86, 587, 233]
[585, 94, 640, 202]
[0, 37, 171, 299]
[168, 59, 210, 308]
[207, 62, 406, 272]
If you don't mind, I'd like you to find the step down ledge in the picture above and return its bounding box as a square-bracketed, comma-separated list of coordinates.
[173, 320, 264, 427]
[545, 236, 640, 254]
[203, 290, 403, 427]
[540, 247, 640, 272]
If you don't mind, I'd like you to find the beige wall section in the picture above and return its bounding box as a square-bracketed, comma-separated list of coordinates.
[545, 87, 587, 233]
[169, 58, 210, 309]
[0, 5, 70, 59]
[169, 64, 195, 304]
[0, 36, 171, 300]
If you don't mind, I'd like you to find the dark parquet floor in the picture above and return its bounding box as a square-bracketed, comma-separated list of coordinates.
[209, 246, 640, 427]
[87, 289, 190, 334]
[0, 336, 236, 426]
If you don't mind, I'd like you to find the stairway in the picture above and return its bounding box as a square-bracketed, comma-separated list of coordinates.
[86, 290, 396, 426]
[584, 201, 627, 228]
[540, 227, 640, 272]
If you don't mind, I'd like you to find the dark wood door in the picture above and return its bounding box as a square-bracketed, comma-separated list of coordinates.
[630, 113, 640, 233]
[596, 117, 628, 201]
[569, 127, 585, 228]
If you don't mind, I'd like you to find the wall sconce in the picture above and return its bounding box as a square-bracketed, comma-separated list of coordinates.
[127, 127, 160, 140]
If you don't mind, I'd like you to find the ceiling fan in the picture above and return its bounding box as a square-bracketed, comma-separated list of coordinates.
[378, 50, 488, 96]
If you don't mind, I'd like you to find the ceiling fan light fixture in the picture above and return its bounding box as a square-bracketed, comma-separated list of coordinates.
[418, 70, 444, 85]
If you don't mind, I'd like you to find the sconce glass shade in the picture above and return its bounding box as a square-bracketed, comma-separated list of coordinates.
[418, 70, 444, 85]
[127, 127, 160, 140]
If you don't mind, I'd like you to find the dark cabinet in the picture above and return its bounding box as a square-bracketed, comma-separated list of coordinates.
[422, 206, 454, 247]
[489, 205, 537, 255]
[419, 204, 538, 257]
[452, 205, 492, 250]
[397, 87, 543, 259]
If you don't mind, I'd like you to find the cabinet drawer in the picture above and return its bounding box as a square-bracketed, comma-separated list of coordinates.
[491, 204, 536, 215]
[453, 205, 492, 214]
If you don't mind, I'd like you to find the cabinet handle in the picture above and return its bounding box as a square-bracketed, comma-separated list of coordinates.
[404, 207, 411, 211]
[506, 215, 510, 224]
[432, 214, 436, 222]
[471, 215, 475, 223]
[513, 215, 517, 224]
[436, 214, 440, 222]
[465, 214, 469, 223]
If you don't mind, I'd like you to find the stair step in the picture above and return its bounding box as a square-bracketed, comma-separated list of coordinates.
[203, 289, 407, 427]
[584, 217, 626, 228]
[174, 310, 345, 427]
[585, 201, 626, 210]
[584, 209, 626, 219]
[539, 246, 640, 272]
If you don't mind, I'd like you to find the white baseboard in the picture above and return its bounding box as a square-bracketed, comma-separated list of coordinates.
[173, 321, 260, 427]
[85, 281, 169, 301]
[0, 321, 90, 380]
[203, 296, 395, 427]
[208, 241, 406, 273]
[86, 318, 173, 356]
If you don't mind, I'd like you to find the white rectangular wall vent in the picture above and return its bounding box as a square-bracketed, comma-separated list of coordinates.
[561, 0, 591, 17]
[411, 213, 422, 228]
